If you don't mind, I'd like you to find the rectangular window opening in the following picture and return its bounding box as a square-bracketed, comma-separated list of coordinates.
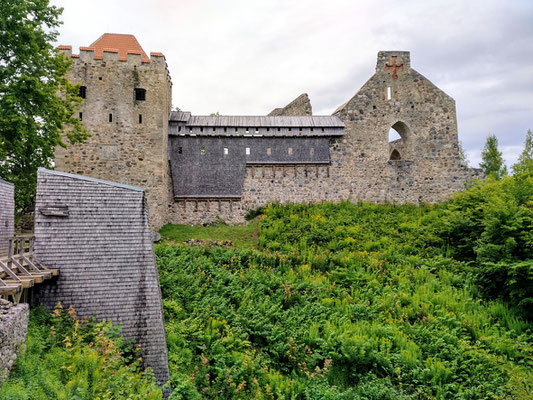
[245, 147, 250, 155]
[134, 88, 146, 101]
[387, 86, 392, 100]
[288, 147, 293, 155]
[224, 127, 227, 133]
[267, 147, 271, 155]
[178, 147, 183, 154]
[138, 114, 142, 124]
[78, 86, 86, 99]
[224, 147, 229, 155]
[178, 126, 181, 132]
[200, 147, 206, 155]
[108, 113, 113, 123]
[79, 112, 83, 121]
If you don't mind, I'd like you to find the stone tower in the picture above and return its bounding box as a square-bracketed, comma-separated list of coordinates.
[55, 34, 172, 229]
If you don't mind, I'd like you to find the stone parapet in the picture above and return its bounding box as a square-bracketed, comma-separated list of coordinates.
[0, 300, 29, 383]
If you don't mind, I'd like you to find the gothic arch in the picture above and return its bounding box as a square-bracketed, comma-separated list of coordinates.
[390, 149, 401, 160]
[388, 121, 411, 160]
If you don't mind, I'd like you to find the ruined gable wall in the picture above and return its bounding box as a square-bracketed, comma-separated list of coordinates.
[54, 48, 172, 230]
[332, 51, 481, 203]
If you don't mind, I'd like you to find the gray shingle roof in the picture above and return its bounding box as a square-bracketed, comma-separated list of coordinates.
[33, 168, 169, 387]
[170, 113, 344, 127]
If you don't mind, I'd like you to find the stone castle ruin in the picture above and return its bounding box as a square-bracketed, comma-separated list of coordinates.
[55, 34, 480, 229]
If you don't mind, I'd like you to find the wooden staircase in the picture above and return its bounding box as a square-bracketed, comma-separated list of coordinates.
[0, 235, 59, 304]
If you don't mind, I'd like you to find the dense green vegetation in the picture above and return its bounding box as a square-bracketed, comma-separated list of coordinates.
[158, 173, 532, 399]
[0, 304, 163, 400]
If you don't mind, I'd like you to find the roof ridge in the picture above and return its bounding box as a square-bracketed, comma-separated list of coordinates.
[38, 168, 144, 192]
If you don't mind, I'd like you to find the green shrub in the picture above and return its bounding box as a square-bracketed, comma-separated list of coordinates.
[0, 305, 163, 400]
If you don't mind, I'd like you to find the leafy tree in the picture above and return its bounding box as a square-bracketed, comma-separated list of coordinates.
[479, 134, 507, 179]
[512, 129, 533, 176]
[458, 140, 468, 166]
[0, 0, 88, 215]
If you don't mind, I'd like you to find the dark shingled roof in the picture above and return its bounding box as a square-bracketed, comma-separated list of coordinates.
[170, 112, 344, 127]
[169, 112, 345, 137]
[33, 168, 170, 388]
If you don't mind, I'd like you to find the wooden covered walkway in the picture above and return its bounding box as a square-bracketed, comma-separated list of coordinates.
[0, 235, 59, 303]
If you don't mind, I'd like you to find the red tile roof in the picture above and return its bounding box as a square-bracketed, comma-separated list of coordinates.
[89, 33, 152, 63]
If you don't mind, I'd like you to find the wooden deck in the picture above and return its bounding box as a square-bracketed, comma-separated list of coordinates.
[0, 235, 59, 304]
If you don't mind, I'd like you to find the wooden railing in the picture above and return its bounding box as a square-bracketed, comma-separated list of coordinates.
[0, 235, 59, 304]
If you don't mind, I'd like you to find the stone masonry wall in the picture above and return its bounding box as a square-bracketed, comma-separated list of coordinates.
[0, 301, 29, 383]
[269, 93, 312, 116]
[54, 48, 172, 230]
[0, 179, 15, 255]
[167, 51, 481, 225]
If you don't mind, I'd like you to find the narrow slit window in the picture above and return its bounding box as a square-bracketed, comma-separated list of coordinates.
[79, 112, 83, 121]
[245, 147, 250, 155]
[288, 147, 293, 155]
[138, 114, 142, 124]
[267, 147, 271, 155]
[178, 126, 181, 132]
[213, 127, 216, 132]
[224, 147, 229, 155]
[387, 86, 392, 100]
[78, 86, 86, 99]
[108, 113, 113, 122]
[200, 127, 204, 132]
[134, 88, 146, 101]
[224, 127, 227, 133]
[200, 147, 206, 155]
[178, 147, 183, 154]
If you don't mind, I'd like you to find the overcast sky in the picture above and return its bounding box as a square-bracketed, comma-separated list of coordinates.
[50, 0, 533, 167]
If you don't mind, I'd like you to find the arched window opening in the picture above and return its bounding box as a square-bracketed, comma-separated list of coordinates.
[388, 127, 401, 143]
[390, 149, 401, 160]
[388, 121, 411, 161]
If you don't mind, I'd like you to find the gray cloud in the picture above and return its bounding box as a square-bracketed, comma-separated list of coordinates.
[51, 0, 533, 167]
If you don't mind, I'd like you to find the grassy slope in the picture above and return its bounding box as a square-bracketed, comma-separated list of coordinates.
[159, 221, 259, 249]
[156, 199, 532, 400]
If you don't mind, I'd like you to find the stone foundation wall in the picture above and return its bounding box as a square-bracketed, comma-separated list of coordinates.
[166, 151, 481, 226]
[0, 301, 29, 383]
